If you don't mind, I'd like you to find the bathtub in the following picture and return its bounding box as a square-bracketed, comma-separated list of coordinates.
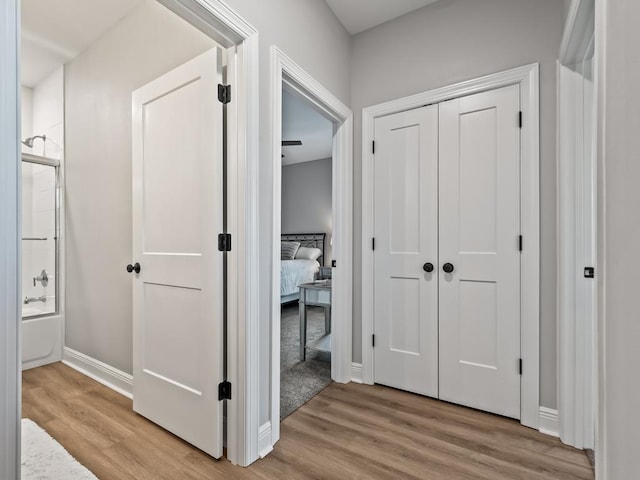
[22, 304, 63, 370]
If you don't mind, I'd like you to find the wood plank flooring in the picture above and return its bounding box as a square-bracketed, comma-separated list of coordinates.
[22, 363, 594, 480]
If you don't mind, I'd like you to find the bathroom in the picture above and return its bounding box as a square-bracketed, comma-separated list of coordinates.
[20, 63, 64, 369]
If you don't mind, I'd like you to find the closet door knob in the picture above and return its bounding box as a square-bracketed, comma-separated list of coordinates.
[423, 262, 434, 273]
[126, 263, 141, 274]
[443, 263, 454, 273]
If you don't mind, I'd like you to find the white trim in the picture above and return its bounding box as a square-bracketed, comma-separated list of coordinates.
[62, 347, 133, 399]
[361, 63, 541, 429]
[0, 0, 21, 477]
[539, 407, 560, 438]
[351, 363, 363, 384]
[270, 46, 353, 449]
[560, 0, 595, 65]
[257, 422, 273, 458]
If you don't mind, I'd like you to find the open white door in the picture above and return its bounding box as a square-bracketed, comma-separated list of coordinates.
[373, 105, 439, 397]
[132, 48, 224, 457]
[438, 85, 521, 419]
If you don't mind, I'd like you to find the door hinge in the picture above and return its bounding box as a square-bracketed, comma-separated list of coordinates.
[372, 141, 375, 154]
[218, 84, 231, 104]
[218, 233, 232, 252]
[584, 267, 595, 279]
[518, 235, 523, 251]
[372, 237, 376, 250]
[372, 334, 375, 347]
[218, 381, 232, 400]
[519, 358, 523, 375]
[519, 111, 523, 129]
[332, 259, 337, 267]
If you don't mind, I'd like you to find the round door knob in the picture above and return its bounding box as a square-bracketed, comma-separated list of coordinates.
[126, 263, 141, 274]
[423, 262, 434, 273]
[443, 263, 454, 273]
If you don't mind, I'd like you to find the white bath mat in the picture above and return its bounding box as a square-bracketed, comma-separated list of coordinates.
[21, 419, 98, 480]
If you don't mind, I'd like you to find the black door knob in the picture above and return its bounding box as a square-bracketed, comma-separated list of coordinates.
[423, 262, 434, 273]
[443, 263, 454, 273]
[126, 263, 141, 274]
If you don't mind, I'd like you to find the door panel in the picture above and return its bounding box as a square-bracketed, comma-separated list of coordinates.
[373, 105, 439, 397]
[132, 48, 224, 457]
[438, 85, 521, 419]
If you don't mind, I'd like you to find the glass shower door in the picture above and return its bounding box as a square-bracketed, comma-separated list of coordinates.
[21, 155, 58, 318]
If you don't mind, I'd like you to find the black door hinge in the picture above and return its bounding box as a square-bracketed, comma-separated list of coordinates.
[372, 334, 375, 347]
[218, 233, 232, 252]
[372, 141, 375, 154]
[218, 381, 232, 400]
[218, 84, 231, 104]
[519, 111, 523, 129]
[372, 238, 376, 250]
[584, 267, 595, 279]
[332, 259, 337, 267]
[518, 235, 523, 251]
[519, 358, 523, 375]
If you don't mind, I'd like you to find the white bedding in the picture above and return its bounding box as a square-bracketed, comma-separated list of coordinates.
[281, 259, 319, 297]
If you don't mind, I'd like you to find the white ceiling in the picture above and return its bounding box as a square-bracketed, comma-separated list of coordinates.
[21, 0, 143, 87]
[282, 89, 333, 167]
[325, 0, 441, 35]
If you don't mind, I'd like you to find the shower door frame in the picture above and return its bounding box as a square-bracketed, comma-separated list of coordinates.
[21, 153, 61, 320]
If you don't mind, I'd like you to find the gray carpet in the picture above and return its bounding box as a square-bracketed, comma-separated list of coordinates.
[280, 303, 331, 419]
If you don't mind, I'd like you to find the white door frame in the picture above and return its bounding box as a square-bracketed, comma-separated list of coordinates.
[269, 46, 353, 449]
[557, 0, 596, 450]
[361, 64, 541, 429]
[1, 0, 263, 470]
[0, 0, 21, 477]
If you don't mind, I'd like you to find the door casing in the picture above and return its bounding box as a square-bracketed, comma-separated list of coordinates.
[361, 63, 541, 430]
[269, 46, 353, 451]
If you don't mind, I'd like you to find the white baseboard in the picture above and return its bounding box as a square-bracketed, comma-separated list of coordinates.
[539, 407, 559, 437]
[258, 421, 273, 458]
[351, 362, 363, 383]
[62, 347, 133, 399]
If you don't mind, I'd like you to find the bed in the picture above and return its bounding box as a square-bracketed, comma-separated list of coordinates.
[280, 233, 326, 304]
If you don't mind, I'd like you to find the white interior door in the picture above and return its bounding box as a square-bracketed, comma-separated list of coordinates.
[373, 105, 439, 397]
[132, 48, 224, 457]
[438, 85, 521, 419]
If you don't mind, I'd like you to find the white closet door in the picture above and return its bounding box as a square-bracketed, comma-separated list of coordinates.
[132, 48, 224, 457]
[438, 85, 521, 419]
[373, 105, 439, 397]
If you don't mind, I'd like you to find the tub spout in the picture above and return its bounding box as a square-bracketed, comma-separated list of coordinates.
[24, 295, 46, 305]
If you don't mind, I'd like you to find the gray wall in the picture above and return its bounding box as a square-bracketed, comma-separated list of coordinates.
[599, 0, 640, 476]
[64, 0, 217, 373]
[350, 0, 564, 409]
[282, 158, 333, 263]
[222, 0, 351, 424]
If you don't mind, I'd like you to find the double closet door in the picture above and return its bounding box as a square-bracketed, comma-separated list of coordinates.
[373, 85, 522, 419]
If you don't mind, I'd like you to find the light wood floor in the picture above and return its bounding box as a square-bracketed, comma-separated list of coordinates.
[23, 363, 594, 480]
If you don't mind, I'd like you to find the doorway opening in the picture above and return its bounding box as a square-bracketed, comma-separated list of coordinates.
[13, 0, 261, 469]
[268, 46, 353, 450]
[279, 87, 334, 419]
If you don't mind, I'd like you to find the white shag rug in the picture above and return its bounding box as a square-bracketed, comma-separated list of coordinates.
[21, 419, 98, 480]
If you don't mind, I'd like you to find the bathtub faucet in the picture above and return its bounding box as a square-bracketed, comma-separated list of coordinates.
[24, 295, 46, 305]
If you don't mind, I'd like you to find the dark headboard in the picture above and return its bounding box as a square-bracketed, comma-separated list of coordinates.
[281, 233, 326, 266]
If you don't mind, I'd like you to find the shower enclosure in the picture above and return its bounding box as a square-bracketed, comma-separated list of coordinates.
[22, 152, 63, 369]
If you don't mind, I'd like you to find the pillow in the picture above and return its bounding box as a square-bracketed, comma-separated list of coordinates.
[295, 247, 322, 261]
[281, 241, 301, 260]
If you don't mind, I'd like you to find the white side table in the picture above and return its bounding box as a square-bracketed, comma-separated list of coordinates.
[298, 280, 332, 361]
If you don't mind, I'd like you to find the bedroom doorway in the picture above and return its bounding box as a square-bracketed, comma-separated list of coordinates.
[279, 86, 334, 419]
[269, 47, 353, 449]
